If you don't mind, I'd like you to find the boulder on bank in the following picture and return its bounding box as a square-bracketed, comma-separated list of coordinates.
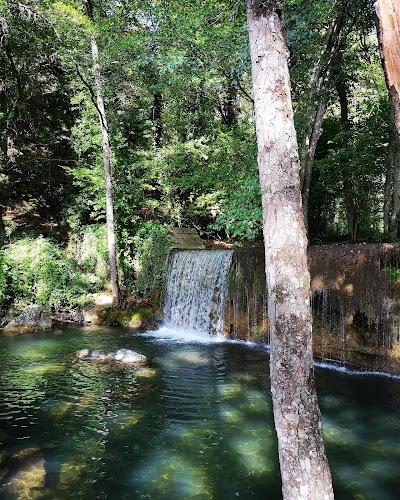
[52, 307, 85, 325]
[4, 305, 53, 333]
[76, 348, 147, 365]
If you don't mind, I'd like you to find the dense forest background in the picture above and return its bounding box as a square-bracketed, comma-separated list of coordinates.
[0, 0, 396, 315]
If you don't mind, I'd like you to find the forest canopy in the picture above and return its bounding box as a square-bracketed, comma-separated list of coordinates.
[0, 0, 395, 311]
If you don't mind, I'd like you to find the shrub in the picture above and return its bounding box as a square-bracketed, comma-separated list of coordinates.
[0, 252, 8, 314]
[132, 222, 170, 301]
[4, 236, 95, 309]
[67, 224, 109, 288]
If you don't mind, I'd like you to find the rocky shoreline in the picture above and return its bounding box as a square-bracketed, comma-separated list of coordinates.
[1, 301, 159, 334]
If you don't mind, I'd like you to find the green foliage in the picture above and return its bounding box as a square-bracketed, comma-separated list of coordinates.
[0, 0, 77, 219]
[311, 97, 389, 240]
[0, 252, 8, 313]
[66, 224, 109, 287]
[132, 222, 170, 300]
[210, 175, 262, 241]
[2, 236, 98, 309]
[151, 130, 258, 234]
[385, 267, 400, 281]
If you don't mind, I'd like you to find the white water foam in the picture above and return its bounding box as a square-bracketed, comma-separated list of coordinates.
[141, 326, 255, 345]
[261, 345, 400, 380]
[314, 359, 400, 380]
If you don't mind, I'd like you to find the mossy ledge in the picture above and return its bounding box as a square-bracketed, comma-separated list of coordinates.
[92, 303, 159, 330]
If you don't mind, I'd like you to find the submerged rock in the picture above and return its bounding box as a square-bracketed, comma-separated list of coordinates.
[4, 305, 52, 333]
[0, 447, 46, 498]
[76, 348, 147, 365]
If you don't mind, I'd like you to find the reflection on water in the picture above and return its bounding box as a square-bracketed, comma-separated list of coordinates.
[0, 327, 399, 499]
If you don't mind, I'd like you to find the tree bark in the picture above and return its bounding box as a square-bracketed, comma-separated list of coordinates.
[375, 0, 400, 238]
[83, 0, 120, 305]
[245, 2, 334, 499]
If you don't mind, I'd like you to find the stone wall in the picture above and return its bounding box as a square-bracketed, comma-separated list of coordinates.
[225, 244, 400, 374]
[167, 227, 204, 250]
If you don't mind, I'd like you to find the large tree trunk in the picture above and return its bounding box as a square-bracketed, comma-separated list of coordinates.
[376, 0, 400, 238]
[245, 2, 334, 499]
[83, 0, 120, 305]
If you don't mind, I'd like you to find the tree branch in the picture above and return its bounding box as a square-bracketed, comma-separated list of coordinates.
[75, 63, 108, 132]
[4, 44, 23, 121]
[189, 44, 254, 104]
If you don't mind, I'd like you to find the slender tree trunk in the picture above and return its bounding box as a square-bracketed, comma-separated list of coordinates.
[152, 91, 163, 149]
[0, 91, 7, 163]
[300, 2, 352, 228]
[220, 82, 238, 128]
[335, 73, 359, 241]
[83, 0, 120, 305]
[245, 2, 334, 499]
[389, 136, 400, 237]
[301, 101, 326, 233]
[0, 214, 5, 248]
[376, 0, 400, 238]
[384, 108, 396, 234]
[343, 176, 359, 241]
[299, 14, 344, 186]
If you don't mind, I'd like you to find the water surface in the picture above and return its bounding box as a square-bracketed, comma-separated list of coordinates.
[0, 327, 399, 499]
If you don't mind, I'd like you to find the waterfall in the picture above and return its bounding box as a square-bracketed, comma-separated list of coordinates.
[163, 250, 233, 335]
[156, 244, 400, 373]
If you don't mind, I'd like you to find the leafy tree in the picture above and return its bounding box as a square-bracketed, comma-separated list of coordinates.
[0, 0, 77, 223]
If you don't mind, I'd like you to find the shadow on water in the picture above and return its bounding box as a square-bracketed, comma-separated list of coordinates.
[317, 368, 400, 500]
[129, 344, 281, 499]
[0, 328, 400, 499]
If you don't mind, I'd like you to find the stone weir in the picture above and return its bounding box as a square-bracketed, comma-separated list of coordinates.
[224, 244, 400, 374]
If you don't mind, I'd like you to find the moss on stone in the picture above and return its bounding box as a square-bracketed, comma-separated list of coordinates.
[93, 304, 156, 329]
[128, 307, 151, 328]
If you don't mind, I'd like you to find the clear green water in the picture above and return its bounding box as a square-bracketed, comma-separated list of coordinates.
[0, 327, 400, 499]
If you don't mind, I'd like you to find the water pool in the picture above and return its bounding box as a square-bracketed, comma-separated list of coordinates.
[0, 326, 399, 499]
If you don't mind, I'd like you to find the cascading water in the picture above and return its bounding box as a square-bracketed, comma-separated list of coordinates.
[163, 250, 233, 335]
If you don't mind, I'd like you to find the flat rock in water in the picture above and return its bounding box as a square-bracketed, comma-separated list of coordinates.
[4, 304, 53, 333]
[76, 348, 147, 365]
